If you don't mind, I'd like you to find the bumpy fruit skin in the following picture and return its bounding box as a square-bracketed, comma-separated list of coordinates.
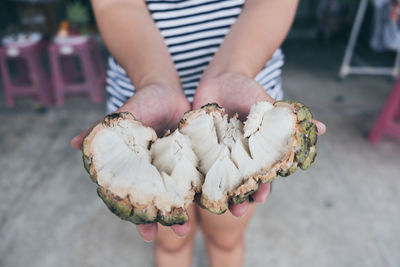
[180, 101, 318, 214]
[275, 101, 318, 173]
[232, 101, 317, 208]
[158, 208, 189, 226]
[198, 196, 228, 215]
[82, 112, 189, 226]
[97, 187, 157, 224]
[82, 113, 137, 184]
[82, 101, 318, 220]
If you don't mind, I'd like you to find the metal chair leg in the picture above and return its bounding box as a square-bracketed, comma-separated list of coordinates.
[339, 0, 368, 79]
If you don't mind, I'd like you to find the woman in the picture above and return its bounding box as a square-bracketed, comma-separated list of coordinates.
[71, 1, 326, 266]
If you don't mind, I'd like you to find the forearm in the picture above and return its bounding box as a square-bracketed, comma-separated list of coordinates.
[203, 0, 298, 79]
[91, 0, 181, 91]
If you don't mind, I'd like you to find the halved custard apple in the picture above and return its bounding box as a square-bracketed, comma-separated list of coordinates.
[179, 101, 317, 214]
[82, 100, 318, 223]
[82, 112, 203, 225]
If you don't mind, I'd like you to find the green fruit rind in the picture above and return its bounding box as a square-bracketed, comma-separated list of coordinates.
[82, 153, 96, 182]
[129, 208, 157, 224]
[159, 212, 188, 226]
[207, 207, 227, 215]
[297, 134, 309, 155]
[300, 120, 313, 132]
[297, 106, 313, 122]
[307, 124, 318, 146]
[97, 187, 133, 221]
[97, 187, 156, 224]
[295, 133, 309, 164]
[278, 162, 298, 177]
[204, 205, 227, 215]
[82, 134, 96, 183]
[199, 197, 228, 215]
[230, 187, 258, 205]
[295, 150, 308, 165]
[230, 195, 249, 205]
[201, 103, 223, 110]
[299, 146, 317, 170]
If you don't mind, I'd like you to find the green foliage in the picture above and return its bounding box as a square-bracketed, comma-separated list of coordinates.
[66, 2, 89, 25]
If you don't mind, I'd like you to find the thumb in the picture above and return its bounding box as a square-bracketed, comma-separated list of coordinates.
[71, 118, 103, 150]
[137, 223, 158, 242]
[71, 130, 90, 150]
[171, 221, 191, 238]
[312, 119, 326, 136]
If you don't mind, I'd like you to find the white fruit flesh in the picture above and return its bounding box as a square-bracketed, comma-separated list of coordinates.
[181, 102, 297, 204]
[90, 119, 201, 213]
[91, 121, 163, 206]
[180, 113, 219, 170]
[181, 110, 247, 202]
[244, 102, 296, 171]
[151, 130, 202, 212]
[84, 100, 316, 222]
[202, 147, 241, 201]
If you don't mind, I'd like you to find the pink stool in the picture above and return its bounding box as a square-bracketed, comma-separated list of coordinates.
[369, 76, 400, 143]
[48, 37, 105, 105]
[0, 41, 52, 107]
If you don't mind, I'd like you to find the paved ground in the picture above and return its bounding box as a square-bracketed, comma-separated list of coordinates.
[1, 39, 399, 267]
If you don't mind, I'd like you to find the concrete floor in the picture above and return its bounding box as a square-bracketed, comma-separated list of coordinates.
[1, 40, 399, 267]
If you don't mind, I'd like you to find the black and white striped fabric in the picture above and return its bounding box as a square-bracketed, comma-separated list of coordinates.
[106, 0, 284, 113]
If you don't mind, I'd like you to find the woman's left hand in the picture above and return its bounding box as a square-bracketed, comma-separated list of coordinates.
[193, 72, 326, 217]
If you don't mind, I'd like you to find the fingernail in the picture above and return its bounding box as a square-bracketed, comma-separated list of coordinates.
[317, 122, 326, 133]
[171, 224, 189, 238]
[320, 122, 327, 132]
[237, 212, 246, 218]
[234, 201, 249, 218]
[176, 234, 187, 239]
[173, 230, 187, 239]
[71, 135, 79, 143]
[261, 193, 269, 203]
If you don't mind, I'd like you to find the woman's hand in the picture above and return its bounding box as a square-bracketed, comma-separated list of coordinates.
[71, 84, 191, 241]
[193, 72, 326, 217]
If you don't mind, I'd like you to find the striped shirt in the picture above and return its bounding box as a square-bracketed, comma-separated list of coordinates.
[106, 0, 284, 113]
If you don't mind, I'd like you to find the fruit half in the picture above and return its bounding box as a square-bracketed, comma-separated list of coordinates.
[179, 101, 317, 214]
[82, 112, 202, 225]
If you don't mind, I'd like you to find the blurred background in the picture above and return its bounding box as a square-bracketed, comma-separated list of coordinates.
[0, 0, 399, 266]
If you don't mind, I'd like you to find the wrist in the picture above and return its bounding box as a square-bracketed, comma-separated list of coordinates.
[131, 72, 183, 95]
[201, 63, 254, 82]
[200, 69, 252, 86]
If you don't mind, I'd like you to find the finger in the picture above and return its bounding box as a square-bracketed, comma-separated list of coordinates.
[171, 221, 191, 238]
[229, 199, 249, 217]
[137, 223, 158, 242]
[71, 130, 90, 150]
[312, 119, 326, 136]
[71, 118, 103, 150]
[251, 183, 271, 203]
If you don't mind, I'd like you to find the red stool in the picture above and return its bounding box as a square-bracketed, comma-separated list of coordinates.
[369, 76, 400, 143]
[48, 37, 105, 105]
[0, 41, 52, 107]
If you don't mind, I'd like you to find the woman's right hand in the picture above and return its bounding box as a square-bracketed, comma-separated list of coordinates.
[71, 84, 191, 241]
